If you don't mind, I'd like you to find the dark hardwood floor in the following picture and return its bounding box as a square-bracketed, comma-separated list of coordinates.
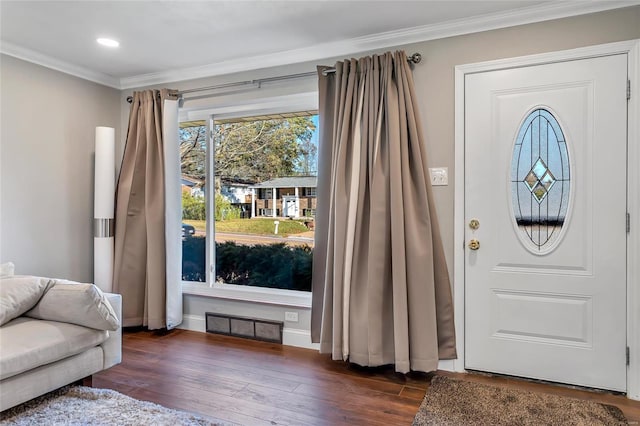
[94, 329, 640, 425]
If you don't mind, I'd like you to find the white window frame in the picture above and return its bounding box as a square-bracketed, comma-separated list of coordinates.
[181, 91, 318, 308]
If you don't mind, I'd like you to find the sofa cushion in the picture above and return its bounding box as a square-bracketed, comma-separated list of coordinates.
[0, 276, 53, 326]
[0, 317, 108, 380]
[26, 281, 119, 331]
[0, 262, 15, 277]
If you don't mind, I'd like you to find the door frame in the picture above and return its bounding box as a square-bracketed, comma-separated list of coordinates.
[452, 39, 640, 400]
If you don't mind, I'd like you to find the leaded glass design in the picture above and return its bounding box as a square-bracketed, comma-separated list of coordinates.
[511, 108, 570, 251]
[525, 159, 556, 202]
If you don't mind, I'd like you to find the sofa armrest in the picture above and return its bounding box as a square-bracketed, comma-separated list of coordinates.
[101, 293, 122, 369]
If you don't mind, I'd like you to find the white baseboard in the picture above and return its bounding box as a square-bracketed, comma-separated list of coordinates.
[177, 314, 319, 350]
[178, 314, 206, 332]
[283, 327, 320, 350]
[437, 359, 456, 372]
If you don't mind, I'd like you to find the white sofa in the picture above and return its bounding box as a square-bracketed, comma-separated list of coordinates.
[0, 275, 122, 411]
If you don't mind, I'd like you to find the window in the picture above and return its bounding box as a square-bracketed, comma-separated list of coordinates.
[511, 108, 570, 253]
[304, 187, 316, 197]
[181, 113, 319, 293]
[263, 188, 273, 199]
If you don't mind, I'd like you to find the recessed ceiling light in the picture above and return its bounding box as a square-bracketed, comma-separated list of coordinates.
[97, 38, 119, 48]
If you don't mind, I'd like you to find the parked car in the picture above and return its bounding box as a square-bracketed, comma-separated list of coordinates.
[182, 223, 195, 239]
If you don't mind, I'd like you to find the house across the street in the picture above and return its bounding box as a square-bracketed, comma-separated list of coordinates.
[250, 176, 317, 218]
[220, 177, 254, 218]
[181, 175, 204, 197]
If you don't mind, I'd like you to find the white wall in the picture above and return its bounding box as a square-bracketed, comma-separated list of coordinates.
[128, 5, 640, 276]
[5, 6, 634, 343]
[0, 55, 121, 282]
[134, 6, 639, 344]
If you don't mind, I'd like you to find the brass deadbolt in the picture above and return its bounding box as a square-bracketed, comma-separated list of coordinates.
[468, 239, 480, 250]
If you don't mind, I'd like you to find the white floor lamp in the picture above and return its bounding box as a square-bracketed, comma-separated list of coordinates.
[94, 127, 115, 293]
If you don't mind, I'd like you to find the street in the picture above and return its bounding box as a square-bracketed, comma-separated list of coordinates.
[194, 230, 315, 247]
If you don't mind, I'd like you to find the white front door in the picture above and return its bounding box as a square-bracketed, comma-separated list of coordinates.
[464, 54, 628, 391]
[283, 196, 298, 217]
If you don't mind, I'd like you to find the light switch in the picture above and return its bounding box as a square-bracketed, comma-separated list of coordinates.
[429, 167, 448, 186]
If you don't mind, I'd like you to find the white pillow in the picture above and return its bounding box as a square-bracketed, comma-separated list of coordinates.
[0, 262, 15, 277]
[25, 280, 119, 331]
[0, 275, 53, 326]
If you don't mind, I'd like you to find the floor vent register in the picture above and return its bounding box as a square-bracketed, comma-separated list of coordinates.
[205, 312, 283, 344]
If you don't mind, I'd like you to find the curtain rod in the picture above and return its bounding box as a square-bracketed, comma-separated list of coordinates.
[320, 52, 422, 75]
[125, 52, 421, 103]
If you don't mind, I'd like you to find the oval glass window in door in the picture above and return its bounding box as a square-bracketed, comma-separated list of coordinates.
[511, 108, 570, 253]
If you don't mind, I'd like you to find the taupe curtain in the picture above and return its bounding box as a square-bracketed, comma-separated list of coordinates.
[311, 51, 456, 373]
[114, 89, 179, 329]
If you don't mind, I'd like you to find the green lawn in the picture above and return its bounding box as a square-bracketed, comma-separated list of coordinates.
[183, 218, 310, 237]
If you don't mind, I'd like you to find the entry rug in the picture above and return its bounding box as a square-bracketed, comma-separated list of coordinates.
[0, 386, 233, 426]
[413, 376, 628, 426]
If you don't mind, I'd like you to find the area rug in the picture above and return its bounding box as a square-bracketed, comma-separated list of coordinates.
[0, 386, 229, 425]
[413, 376, 628, 426]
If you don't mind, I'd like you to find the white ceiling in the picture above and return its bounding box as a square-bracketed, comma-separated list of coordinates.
[1, 1, 638, 89]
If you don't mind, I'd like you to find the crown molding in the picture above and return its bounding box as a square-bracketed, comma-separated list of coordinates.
[3, 1, 638, 90]
[119, 1, 640, 89]
[0, 41, 120, 89]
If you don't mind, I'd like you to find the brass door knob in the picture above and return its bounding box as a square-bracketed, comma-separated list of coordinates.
[468, 239, 480, 250]
[469, 219, 480, 230]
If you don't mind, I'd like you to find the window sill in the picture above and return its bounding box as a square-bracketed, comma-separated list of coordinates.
[182, 281, 312, 308]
